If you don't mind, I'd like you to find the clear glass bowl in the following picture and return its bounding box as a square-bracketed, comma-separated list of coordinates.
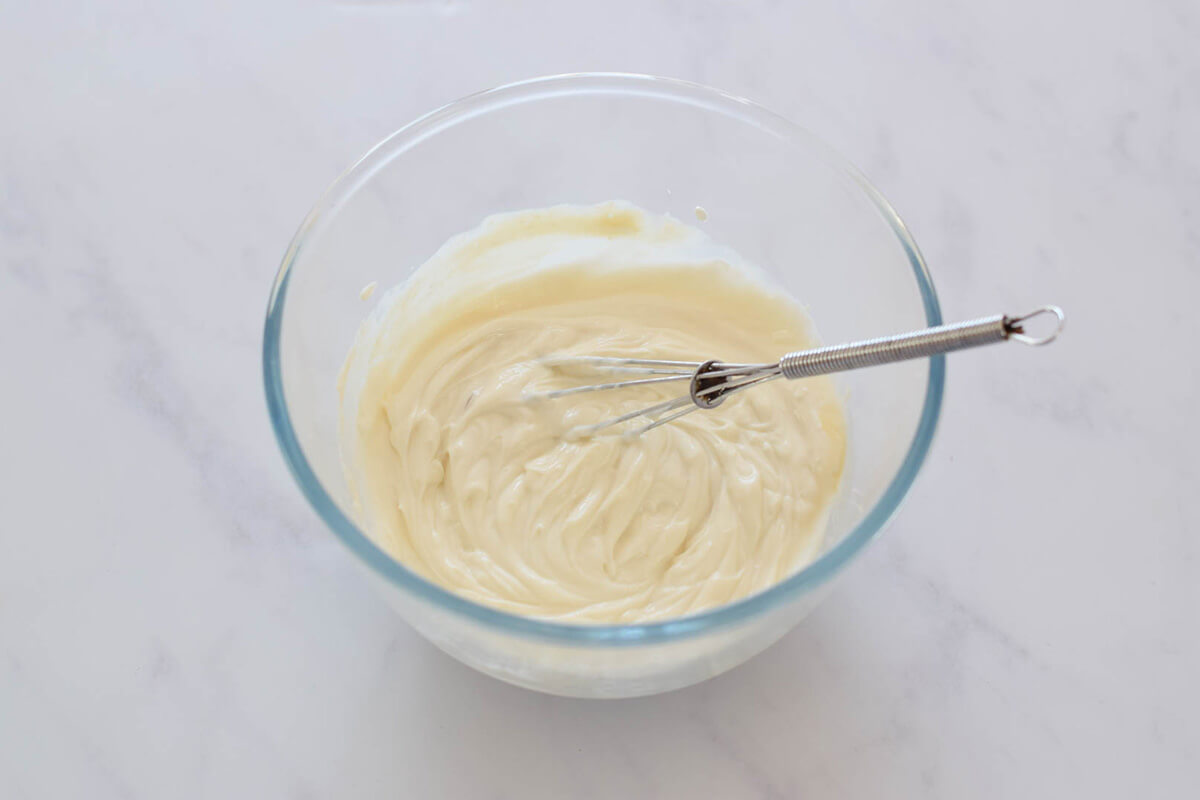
[263, 73, 943, 698]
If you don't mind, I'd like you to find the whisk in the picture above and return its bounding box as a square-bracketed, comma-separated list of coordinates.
[534, 305, 1065, 438]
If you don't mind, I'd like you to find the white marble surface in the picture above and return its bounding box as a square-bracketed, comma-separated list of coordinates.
[2, 1, 1197, 796]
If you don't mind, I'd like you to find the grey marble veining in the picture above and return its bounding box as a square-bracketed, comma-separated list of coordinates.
[2, 1, 1197, 797]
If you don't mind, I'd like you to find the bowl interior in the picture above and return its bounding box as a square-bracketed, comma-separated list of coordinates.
[266, 74, 941, 640]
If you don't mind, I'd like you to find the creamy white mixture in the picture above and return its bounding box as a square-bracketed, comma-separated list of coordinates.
[339, 203, 845, 623]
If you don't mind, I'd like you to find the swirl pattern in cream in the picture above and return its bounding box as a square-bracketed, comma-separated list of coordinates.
[339, 203, 845, 622]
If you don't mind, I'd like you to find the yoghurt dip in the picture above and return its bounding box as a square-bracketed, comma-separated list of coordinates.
[339, 203, 846, 623]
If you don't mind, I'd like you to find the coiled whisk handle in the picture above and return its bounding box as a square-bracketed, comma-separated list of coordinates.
[778, 306, 1065, 380]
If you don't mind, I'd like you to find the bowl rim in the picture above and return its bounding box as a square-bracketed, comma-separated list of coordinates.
[263, 72, 944, 645]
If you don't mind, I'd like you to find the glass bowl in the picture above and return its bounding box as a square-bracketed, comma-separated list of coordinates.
[263, 73, 942, 698]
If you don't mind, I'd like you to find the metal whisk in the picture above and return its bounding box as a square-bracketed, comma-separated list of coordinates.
[533, 305, 1065, 438]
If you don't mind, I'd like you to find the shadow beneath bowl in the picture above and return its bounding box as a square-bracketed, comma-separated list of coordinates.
[370, 572, 909, 798]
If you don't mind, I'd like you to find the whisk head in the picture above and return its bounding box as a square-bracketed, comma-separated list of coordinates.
[526, 356, 781, 438]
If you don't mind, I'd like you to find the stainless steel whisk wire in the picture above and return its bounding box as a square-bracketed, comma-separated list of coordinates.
[529, 305, 1065, 438]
